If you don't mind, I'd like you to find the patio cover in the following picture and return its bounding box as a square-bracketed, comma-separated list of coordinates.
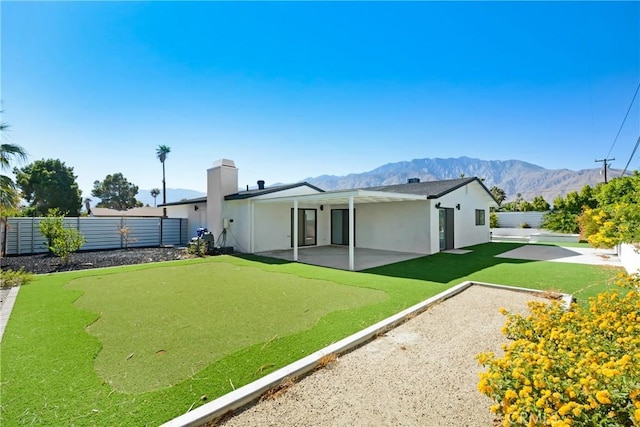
[251, 189, 429, 271]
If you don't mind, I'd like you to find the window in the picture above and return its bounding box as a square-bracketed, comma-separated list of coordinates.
[475, 209, 485, 226]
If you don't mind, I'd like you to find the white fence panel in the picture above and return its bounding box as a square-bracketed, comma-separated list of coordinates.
[495, 212, 548, 228]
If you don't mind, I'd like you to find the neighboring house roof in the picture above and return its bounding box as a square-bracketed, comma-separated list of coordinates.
[365, 177, 498, 203]
[224, 182, 324, 200]
[160, 197, 207, 207]
[91, 207, 164, 217]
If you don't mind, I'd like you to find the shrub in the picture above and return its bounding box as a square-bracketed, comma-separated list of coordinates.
[541, 210, 579, 234]
[187, 239, 208, 257]
[579, 204, 640, 249]
[118, 225, 138, 249]
[38, 209, 86, 264]
[490, 212, 499, 228]
[477, 273, 640, 426]
[0, 268, 34, 288]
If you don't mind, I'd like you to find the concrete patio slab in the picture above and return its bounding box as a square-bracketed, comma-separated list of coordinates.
[495, 245, 622, 267]
[256, 246, 425, 271]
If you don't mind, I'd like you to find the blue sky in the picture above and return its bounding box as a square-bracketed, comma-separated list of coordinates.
[2, 1, 639, 198]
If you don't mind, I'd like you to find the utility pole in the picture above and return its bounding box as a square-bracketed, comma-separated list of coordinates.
[595, 158, 615, 183]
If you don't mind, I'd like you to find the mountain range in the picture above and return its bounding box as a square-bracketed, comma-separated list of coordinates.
[302, 157, 622, 203]
[138, 157, 625, 207]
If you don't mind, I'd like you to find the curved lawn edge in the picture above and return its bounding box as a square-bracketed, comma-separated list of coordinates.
[0, 256, 445, 426]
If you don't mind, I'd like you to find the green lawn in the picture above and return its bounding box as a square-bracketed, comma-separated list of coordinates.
[0, 243, 622, 426]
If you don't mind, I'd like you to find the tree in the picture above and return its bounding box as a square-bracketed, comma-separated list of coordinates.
[14, 159, 82, 216]
[530, 196, 550, 212]
[578, 172, 640, 248]
[0, 116, 28, 215]
[502, 193, 525, 212]
[156, 145, 171, 216]
[489, 186, 506, 206]
[150, 188, 160, 207]
[91, 173, 143, 210]
[553, 185, 597, 213]
[543, 185, 597, 234]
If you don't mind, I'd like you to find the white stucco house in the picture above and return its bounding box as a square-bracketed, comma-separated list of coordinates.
[162, 159, 498, 270]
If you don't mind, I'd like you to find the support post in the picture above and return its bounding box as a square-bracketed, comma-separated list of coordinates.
[249, 201, 255, 253]
[349, 195, 355, 271]
[293, 200, 299, 262]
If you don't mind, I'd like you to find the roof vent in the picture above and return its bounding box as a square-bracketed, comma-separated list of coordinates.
[407, 178, 420, 184]
[257, 180, 265, 190]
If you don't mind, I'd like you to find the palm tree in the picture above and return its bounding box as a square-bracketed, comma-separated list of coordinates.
[0, 117, 28, 213]
[150, 188, 160, 207]
[1, 120, 29, 255]
[490, 186, 507, 207]
[156, 145, 171, 216]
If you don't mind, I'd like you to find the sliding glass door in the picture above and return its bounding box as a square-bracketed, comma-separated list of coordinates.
[331, 209, 355, 245]
[291, 208, 317, 247]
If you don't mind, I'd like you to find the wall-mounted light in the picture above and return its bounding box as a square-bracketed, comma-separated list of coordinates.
[320, 205, 324, 211]
[456, 203, 461, 210]
[194, 205, 199, 211]
[435, 202, 441, 209]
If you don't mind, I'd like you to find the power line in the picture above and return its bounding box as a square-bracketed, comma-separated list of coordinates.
[605, 82, 640, 159]
[621, 136, 640, 176]
[595, 158, 615, 183]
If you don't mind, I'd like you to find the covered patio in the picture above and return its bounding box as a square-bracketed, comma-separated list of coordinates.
[251, 189, 430, 271]
[256, 245, 425, 271]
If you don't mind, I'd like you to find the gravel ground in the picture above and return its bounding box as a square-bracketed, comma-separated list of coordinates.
[0, 247, 192, 275]
[218, 285, 546, 427]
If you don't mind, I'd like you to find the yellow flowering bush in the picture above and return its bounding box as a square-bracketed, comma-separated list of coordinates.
[579, 204, 640, 249]
[477, 273, 640, 426]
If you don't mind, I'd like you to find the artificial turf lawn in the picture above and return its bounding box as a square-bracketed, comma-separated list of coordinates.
[66, 262, 388, 393]
[0, 243, 622, 426]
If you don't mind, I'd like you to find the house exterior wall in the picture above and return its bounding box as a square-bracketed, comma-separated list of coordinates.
[222, 190, 327, 253]
[429, 182, 493, 253]
[329, 201, 431, 254]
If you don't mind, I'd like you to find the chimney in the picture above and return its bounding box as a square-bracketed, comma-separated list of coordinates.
[257, 180, 265, 190]
[407, 177, 420, 184]
[207, 159, 238, 241]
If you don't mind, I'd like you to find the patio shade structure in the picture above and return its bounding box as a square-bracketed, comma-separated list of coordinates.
[252, 189, 428, 271]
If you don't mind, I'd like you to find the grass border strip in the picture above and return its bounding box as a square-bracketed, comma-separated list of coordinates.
[161, 281, 572, 427]
[0, 285, 21, 343]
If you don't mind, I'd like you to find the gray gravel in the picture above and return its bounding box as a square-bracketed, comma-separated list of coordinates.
[1, 247, 191, 275]
[219, 285, 546, 427]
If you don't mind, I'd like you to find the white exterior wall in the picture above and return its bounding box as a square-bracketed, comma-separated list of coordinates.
[330, 201, 431, 254]
[428, 182, 493, 253]
[618, 243, 640, 275]
[221, 186, 324, 253]
[164, 203, 208, 238]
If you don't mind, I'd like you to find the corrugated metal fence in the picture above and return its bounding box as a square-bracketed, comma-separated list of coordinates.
[1, 217, 189, 255]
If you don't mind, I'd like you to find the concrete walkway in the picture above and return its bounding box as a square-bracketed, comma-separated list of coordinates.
[0, 286, 20, 343]
[495, 245, 622, 267]
[257, 246, 425, 271]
